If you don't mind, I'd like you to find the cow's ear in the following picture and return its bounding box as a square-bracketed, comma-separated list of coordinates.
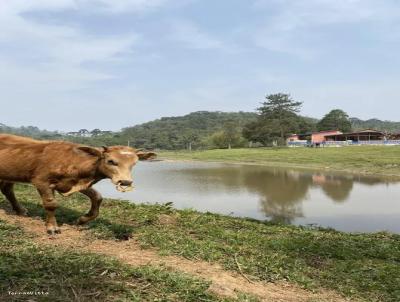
[77, 146, 103, 158]
[136, 150, 156, 161]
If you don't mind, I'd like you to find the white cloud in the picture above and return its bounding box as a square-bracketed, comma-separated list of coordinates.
[0, 0, 168, 14]
[81, 0, 168, 13]
[0, 0, 176, 130]
[253, 31, 316, 60]
[0, 0, 144, 96]
[169, 20, 224, 50]
[252, 0, 400, 58]
[253, 0, 399, 25]
[0, 1, 76, 14]
[254, 0, 375, 24]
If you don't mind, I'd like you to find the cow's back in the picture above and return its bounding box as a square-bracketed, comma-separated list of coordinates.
[0, 134, 49, 182]
[0, 134, 99, 187]
[0, 134, 47, 145]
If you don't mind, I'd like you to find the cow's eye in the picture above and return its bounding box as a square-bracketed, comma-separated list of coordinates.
[107, 159, 118, 166]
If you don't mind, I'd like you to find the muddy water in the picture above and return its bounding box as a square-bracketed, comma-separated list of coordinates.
[95, 161, 400, 233]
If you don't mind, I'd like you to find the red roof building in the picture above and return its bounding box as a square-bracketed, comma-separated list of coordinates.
[311, 130, 342, 144]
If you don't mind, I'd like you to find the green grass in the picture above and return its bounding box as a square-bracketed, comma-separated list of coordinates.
[0, 218, 245, 302]
[159, 146, 400, 177]
[5, 184, 400, 302]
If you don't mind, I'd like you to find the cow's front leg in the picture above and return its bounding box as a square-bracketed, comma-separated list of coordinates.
[36, 185, 60, 235]
[77, 188, 103, 225]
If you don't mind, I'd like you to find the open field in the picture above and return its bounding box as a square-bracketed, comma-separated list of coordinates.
[0, 184, 399, 301]
[159, 146, 400, 177]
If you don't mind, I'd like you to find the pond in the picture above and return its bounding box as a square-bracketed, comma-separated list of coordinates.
[95, 161, 400, 233]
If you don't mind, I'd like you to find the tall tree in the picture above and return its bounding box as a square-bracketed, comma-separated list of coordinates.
[210, 124, 245, 149]
[298, 117, 317, 134]
[317, 109, 352, 132]
[222, 119, 241, 149]
[243, 93, 304, 145]
[181, 131, 199, 151]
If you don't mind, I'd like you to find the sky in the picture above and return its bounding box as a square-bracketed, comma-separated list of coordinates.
[0, 0, 399, 131]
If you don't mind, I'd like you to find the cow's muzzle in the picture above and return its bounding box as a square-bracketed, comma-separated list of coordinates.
[116, 180, 134, 192]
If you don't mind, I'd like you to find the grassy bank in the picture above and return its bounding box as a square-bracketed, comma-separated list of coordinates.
[2, 185, 399, 302]
[159, 146, 400, 177]
[0, 220, 235, 302]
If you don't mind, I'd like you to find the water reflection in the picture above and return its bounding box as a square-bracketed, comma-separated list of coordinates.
[168, 165, 396, 224]
[96, 162, 400, 232]
[318, 175, 353, 202]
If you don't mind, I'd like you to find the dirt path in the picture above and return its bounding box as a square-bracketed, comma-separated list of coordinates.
[0, 209, 349, 302]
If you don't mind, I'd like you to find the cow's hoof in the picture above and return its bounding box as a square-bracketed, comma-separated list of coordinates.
[47, 228, 61, 236]
[76, 217, 88, 225]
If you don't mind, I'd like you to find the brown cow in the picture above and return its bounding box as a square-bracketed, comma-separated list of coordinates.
[0, 134, 156, 235]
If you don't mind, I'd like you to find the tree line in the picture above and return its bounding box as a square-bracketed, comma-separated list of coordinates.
[0, 93, 397, 149]
[242, 93, 352, 146]
[116, 94, 356, 149]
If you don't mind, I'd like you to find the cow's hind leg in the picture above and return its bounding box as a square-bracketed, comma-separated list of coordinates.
[36, 185, 60, 235]
[0, 182, 28, 215]
[77, 188, 103, 225]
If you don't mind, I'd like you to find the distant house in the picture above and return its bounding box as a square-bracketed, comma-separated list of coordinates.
[287, 134, 308, 146]
[311, 130, 342, 145]
[66, 131, 80, 136]
[66, 129, 113, 137]
[66, 129, 92, 137]
[287, 130, 342, 146]
[324, 129, 385, 143]
[287, 129, 400, 147]
[287, 134, 299, 141]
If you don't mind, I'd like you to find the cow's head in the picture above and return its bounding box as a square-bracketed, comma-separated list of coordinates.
[78, 145, 156, 192]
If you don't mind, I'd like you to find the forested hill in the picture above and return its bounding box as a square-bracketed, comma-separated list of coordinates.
[1, 111, 258, 149]
[121, 111, 257, 149]
[3, 112, 400, 150]
[350, 118, 400, 132]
